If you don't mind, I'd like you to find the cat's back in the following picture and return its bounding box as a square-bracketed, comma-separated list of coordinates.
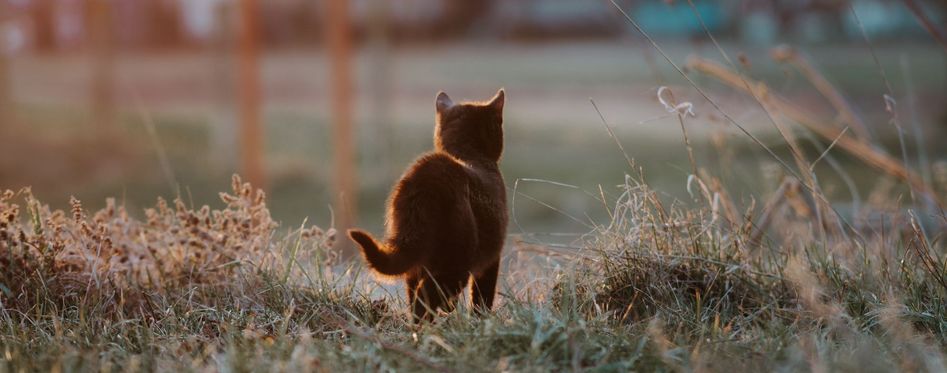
[465, 164, 507, 268]
[390, 152, 469, 210]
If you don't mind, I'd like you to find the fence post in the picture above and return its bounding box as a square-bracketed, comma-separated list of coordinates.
[237, 0, 265, 189]
[327, 0, 356, 251]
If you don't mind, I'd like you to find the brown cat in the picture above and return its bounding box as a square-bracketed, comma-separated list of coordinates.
[348, 89, 508, 322]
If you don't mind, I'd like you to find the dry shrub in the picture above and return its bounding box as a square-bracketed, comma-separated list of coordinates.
[562, 173, 947, 355]
[0, 175, 330, 315]
[565, 177, 789, 326]
[596, 253, 795, 325]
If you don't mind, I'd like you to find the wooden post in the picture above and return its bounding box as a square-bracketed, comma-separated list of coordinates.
[237, 0, 265, 189]
[89, 0, 115, 133]
[31, 0, 56, 52]
[326, 0, 356, 249]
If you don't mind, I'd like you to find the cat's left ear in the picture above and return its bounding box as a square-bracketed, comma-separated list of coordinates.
[488, 88, 505, 112]
[436, 91, 454, 114]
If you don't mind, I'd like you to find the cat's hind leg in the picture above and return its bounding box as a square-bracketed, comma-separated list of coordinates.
[413, 272, 468, 322]
[405, 272, 423, 323]
[471, 259, 500, 313]
[405, 273, 420, 307]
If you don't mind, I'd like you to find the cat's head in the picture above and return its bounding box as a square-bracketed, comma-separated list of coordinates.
[433, 89, 505, 163]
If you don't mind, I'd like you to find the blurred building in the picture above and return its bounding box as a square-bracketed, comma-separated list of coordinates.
[1, 0, 944, 51]
[491, 0, 622, 38]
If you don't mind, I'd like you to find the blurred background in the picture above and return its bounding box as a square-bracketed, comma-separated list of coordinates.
[0, 0, 945, 239]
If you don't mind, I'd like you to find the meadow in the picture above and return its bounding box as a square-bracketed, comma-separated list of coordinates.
[1, 165, 946, 371]
[2, 13, 947, 373]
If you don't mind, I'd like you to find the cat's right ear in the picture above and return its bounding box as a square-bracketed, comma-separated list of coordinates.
[435, 91, 454, 113]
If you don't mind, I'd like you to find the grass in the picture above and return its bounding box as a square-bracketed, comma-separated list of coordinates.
[3, 61, 947, 373]
[2, 160, 945, 371]
[2, 11, 946, 371]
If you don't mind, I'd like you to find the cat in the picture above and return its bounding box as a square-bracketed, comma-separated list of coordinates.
[348, 89, 508, 322]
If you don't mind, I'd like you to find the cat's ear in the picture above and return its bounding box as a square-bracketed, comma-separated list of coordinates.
[488, 88, 505, 112]
[436, 91, 454, 113]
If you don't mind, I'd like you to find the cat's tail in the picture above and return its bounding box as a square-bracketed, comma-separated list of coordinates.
[348, 229, 417, 276]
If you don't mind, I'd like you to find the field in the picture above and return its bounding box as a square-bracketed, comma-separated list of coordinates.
[2, 31, 947, 373]
[4, 41, 945, 231]
[2, 169, 946, 371]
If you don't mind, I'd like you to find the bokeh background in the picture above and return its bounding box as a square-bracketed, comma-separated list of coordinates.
[0, 0, 945, 240]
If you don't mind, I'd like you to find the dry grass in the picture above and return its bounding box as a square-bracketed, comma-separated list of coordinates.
[2, 175, 282, 307]
[0, 163, 945, 371]
[2, 7, 946, 369]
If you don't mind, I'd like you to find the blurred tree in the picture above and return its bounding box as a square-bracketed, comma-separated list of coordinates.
[148, 0, 184, 47]
[439, 0, 496, 38]
[736, 0, 841, 39]
[237, 0, 266, 189]
[30, 0, 55, 51]
[327, 0, 356, 252]
[289, 1, 322, 43]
